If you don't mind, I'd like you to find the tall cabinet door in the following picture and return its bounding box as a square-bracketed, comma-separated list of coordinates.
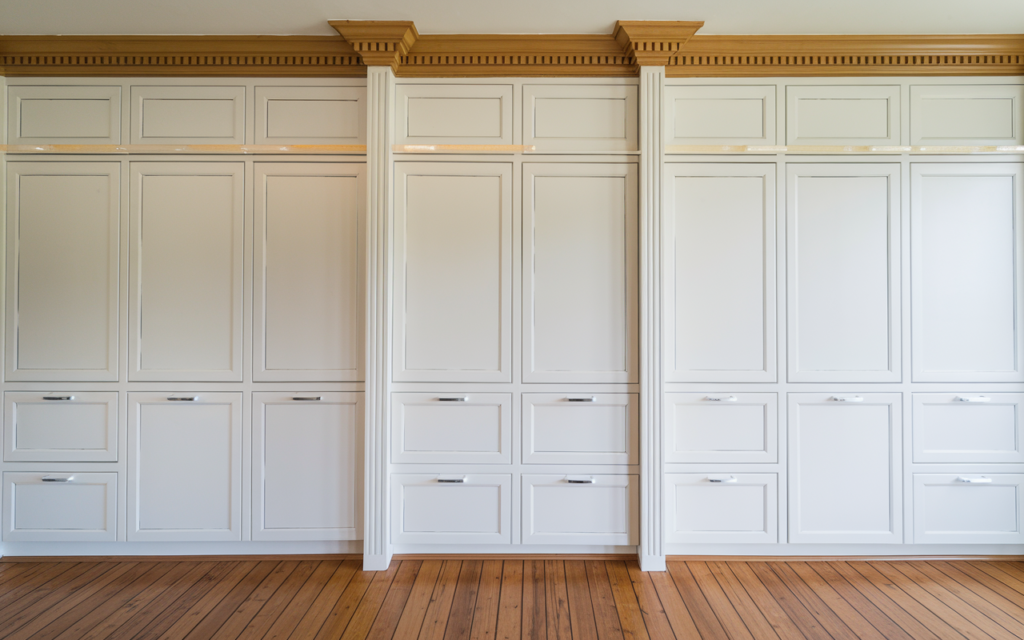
[912, 163, 1024, 382]
[523, 163, 637, 383]
[393, 162, 512, 382]
[128, 392, 242, 541]
[129, 162, 244, 381]
[665, 163, 776, 382]
[254, 163, 364, 382]
[5, 162, 120, 381]
[787, 164, 901, 382]
[789, 393, 902, 544]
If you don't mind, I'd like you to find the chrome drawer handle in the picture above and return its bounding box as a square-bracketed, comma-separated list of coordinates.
[292, 396, 322, 401]
[566, 396, 596, 403]
[42, 475, 74, 483]
[438, 475, 466, 483]
[167, 396, 198, 402]
[828, 396, 863, 402]
[956, 476, 992, 484]
[708, 475, 737, 483]
[42, 396, 74, 401]
[567, 476, 596, 484]
[704, 396, 737, 402]
[955, 396, 990, 403]
[437, 397, 467, 402]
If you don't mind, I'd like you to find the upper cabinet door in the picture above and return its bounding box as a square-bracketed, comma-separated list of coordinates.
[393, 162, 512, 382]
[395, 84, 513, 146]
[523, 163, 637, 383]
[254, 163, 364, 382]
[786, 85, 900, 146]
[8, 85, 121, 145]
[5, 162, 120, 381]
[787, 164, 901, 383]
[912, 163, 1024, 382]
[131, 86, 245, 145]
[665, 85, 776, 146]
[129, 162, 244, 382]
[254, 86, 366, 145]
[910, 85, 1024, 146]
[666, 163, 776, 382]
[523, 85, 638, 152]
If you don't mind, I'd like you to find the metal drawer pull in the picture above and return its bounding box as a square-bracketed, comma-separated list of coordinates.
[437, 397, 468, 402]
[42, 396, 74, 401]
[828, 396, 863, 402]
[955, 396, 990, 403]
[168, 396, 198, 402]
[567, 476, 596, 484]
[42, 476, 74, 483]
[708, 475, 737, 483]
[292, 396, 322, 401]
[704, 396, 737, 402]
[438, 475, 466, 483]
[566, 396, 596, 403]
[956, 476, 993, 484]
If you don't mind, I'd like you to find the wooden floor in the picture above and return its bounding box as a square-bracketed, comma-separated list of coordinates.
[0, 558, 1023, 639]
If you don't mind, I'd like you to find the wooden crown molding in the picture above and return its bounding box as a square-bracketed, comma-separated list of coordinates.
[613, 20, 704, 67]
[329, 20, 418, 72]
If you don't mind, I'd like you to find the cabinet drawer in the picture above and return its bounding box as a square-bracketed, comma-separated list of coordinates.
[391, 474, 511, 544]
[131, 86, 245, 144]
[786, 85, 900, 145]
[911, 85, 1024, 145]
[666, 85, 776, 146]
[914, 473, 1024, 544]
[395, 84, 512, 145]
[4, 392, 117, 462]
[667, 473, 777, 544]
[666, 394, 777, 463]
[523, 84, 637, 152]
[522, 474, 637, 545]
[523, 394, 637, 465]
[8, 85, 121, 144]
[913, 394, 1024, 463]
[3, 472, 117, 541]
[392, 393, 511, 464]
[255, 86, 365, 145]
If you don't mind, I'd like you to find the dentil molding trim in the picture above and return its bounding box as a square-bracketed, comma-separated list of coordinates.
[1, 23, 1022, 77]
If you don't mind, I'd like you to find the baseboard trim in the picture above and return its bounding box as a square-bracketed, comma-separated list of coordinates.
[393, 553, 639, 561]
[0, 553, 363, 563]
[668, 555, 1024, 562]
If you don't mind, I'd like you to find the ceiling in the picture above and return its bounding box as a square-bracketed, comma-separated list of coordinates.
[1, 0, 1023, 36]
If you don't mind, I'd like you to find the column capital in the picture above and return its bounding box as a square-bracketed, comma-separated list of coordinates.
[329, 20, 419, 72]
[613, 20, 704, 67]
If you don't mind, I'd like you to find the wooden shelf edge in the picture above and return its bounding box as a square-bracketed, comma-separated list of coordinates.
[665, 144, 1024, 155]
[0, 144, 368, 155]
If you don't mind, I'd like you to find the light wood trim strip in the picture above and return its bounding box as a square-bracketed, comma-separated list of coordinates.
[0, 554, 362, 563]
[391, 144, 535, 154]
[666, 145, 1024, 155]
[668, 555, 1024, 562]
[0, 144, 367, 155]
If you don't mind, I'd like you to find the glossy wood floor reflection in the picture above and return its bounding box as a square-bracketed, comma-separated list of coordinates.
[1, 558, 1024, 639]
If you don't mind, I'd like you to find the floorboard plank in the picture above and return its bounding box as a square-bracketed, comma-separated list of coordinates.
[605, 561, 649, 640]
[835, 561, 954, 640]
[264, 560, 344, 640]
[935, 562, 1024, 618]
[625, 562, 676, 640]
[648, 568, 701, 640]
[725, 563, 809, 640]
[178, 561, 279, 640]
[915, 562, 1024, 639]
[965, 562, 1024, 601]
[364, 560, 421, 640]
[494, 561, 523, 640]
[521, 561, 545, 640]
[544, 561, 572, 640]
[805, 562, 916, 640]
[563, 561, 599, 640]
[785, 562, 891, 640]
[666, 562, 729, 640]
[768, 562, 861, 640]
[238, 561, 320, 640]
[287, 559, 361, 640]
[689, 561, 753, 640]
[469, 560, 503, 640]
[746, 562, 830, 640]
[155, 561, 261, 640]
[445, 560, 484, 640]
[0, 563, 40, 586]
[706, 562, 781, 640]
[209, 561, 298, 640]
[393, 560, 444, 640]
[0, 562, 74, 611]
[0, 562, 96, 625]
[417, 560, 463, 640]
[98, 562, 221, 640]
[586, 561, 625, 640]
[335, 561, 400, 640]
[313, 564, 379, 640]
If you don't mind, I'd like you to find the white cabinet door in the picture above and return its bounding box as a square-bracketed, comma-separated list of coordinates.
[129, 162, 244, 381]
[254, 86, 365, 145]
[665, 85, 776, 146]
[131, 85, 245, 145]
[910, 85, 1024, 146]
[666, 473, 778, 544]
[787, 164, 901, 382]
[391, 474, 511, 544]
[521, 475, 638, 545]
[522, 394, 638, 465]
[254, 163, 363, 382]
[253, 392, 362, 541]
[666, 163, 776, 382]
[392, 393, 511, 464]
[522, 85, 638, 152]
[913, 474, 1024, 544]
[394, 162, 512, 382]
[523, 163, 637, 383]
[913, 393, 1024, 464]
[395, 84, 513, 145]
[3, 472, 117, 542]
[786, 85, 900, 145]
[8, 85, 121, 145]
[4, 392, 117, 462]
[789, 393, 902, 544]
[5, 162, 120, 381]
[665, 393, 778, 464]
[912, 163, 1024, 382]
[128, 392, 241, 541]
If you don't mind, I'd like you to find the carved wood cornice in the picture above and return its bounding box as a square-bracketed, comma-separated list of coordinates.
[329, 20, 418, 72]
[613, 21, 705, 67]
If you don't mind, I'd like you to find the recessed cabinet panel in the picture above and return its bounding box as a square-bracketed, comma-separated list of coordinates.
[666, 474, 778, 544]
[912, 163, 1024, 382]
[522, 475, 638, 545]
[392, 393, 511, 464]
[3, 472, 117, 542]
[913, 394, 1024, 463]
[8, 85, 121, 144]
[391, 474, 511, 544]
[394, 163, 512, 382]
[5, 162, 120, 381]
[254, 163, 363, 381]
[666, 393, 778, 464]
[522, 394, 638, 465]
[666, 85, 776, 145]
[666, 164, 776, 382]
[4, 392, 117, 462]
[787, 85, 900, 145]
[789, 394, 902, 544]
[914, 474, 1024, 544]
[255, 86, 365, 144]
[911, 85, 1024, 145]
[253, 393, 362, 541]
[131, 86, 245, 144]
[129, 162, 244, 381]
[523, 85, 638, 152]
[787, 164, 901, 382]
[128, 393, 241, 541]
[523, 164, 637, 382]
[396, 84, 512, 145]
